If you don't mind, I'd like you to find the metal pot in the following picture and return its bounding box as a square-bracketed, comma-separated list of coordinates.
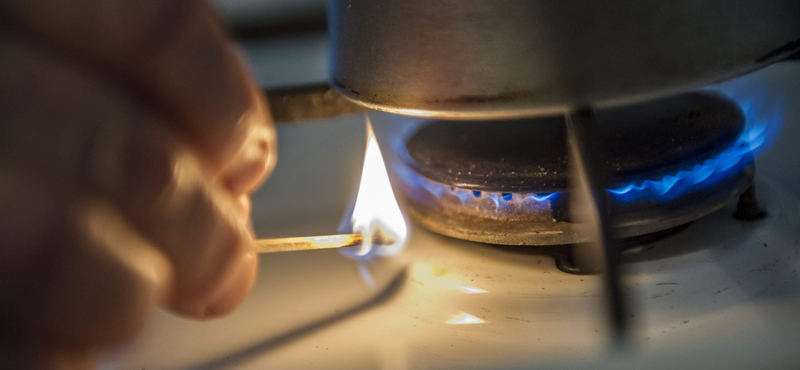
[327, 0, 800, 119]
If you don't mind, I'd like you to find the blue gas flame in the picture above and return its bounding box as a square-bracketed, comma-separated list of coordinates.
[608, 91, 783, 204]
[391, 156, 559, 209]
[390, 89, 782, 209]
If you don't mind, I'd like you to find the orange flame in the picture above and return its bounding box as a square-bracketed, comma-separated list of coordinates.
[349, 117, 408, 256]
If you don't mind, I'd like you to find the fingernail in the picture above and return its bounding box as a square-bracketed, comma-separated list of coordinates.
[202, 249, 258, 318]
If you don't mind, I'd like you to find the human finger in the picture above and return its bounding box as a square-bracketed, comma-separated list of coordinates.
[0, 342, 94, 370]
[0, 37, 257, 318]
[1, 0, 277, 192]
[0, 172, 171, 349]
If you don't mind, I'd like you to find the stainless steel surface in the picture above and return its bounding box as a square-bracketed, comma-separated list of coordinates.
[328, 0, 800, 118]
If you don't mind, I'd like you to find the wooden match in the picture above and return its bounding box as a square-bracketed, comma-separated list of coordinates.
[255, 232, 397, 254]
[255, 234, 364, 253]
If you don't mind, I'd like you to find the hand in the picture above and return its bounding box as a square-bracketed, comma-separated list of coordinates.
[0, 0, 276, 367]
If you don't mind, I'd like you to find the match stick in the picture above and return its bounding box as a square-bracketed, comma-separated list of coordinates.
[255, 234, 363, 253]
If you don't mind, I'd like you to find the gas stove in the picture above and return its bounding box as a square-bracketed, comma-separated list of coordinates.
[390, 91, 764, 247]
[99, 60, 800, 369]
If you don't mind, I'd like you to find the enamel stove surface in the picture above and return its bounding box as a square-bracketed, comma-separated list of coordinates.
[100, 63, 800, 369]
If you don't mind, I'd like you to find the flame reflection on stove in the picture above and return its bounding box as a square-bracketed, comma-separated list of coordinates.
[446, 312, 485, 325]
[411, 264, 490, 294]
[344, 117, 409, 258]
[454, 285, 488, 294]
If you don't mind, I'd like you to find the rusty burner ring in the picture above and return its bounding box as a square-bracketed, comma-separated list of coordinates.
[394, 92, 754, 246]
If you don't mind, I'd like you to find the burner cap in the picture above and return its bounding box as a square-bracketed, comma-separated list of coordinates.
[405, 92, 745, 192]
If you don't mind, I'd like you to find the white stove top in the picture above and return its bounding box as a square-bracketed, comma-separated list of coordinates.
[101, 56, 800, 370]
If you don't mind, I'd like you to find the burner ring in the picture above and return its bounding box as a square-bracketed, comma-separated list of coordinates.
[403, 169, 752, 246]
[394, 92, 755, 246]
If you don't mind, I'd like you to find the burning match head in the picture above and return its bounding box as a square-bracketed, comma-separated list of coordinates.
[368, 231, 397, 248]
[338, 230, 398, 258]
[347, 117, 409, 258]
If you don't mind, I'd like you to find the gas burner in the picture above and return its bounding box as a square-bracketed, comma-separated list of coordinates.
[393, 92, 766, 246]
